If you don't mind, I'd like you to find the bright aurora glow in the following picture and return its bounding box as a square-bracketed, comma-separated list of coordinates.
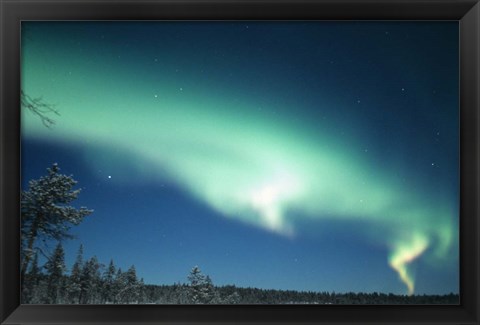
[21, 21, 459, 296]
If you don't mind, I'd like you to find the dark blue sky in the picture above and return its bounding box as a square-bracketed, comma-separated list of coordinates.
[22, 21, 459, 295]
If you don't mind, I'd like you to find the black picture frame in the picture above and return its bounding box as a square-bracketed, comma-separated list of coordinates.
[1, 0, 479, 324]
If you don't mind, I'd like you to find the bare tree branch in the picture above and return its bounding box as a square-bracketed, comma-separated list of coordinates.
[21, 90, 60, 128]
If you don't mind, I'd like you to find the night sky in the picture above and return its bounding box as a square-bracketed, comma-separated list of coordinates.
[21, 21, 459, 295]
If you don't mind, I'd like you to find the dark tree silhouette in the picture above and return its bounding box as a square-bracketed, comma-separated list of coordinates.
[44, 242, 66, 303]
[22, 251, 41, 302]
[80, 256, 102, 304]
[102, 260, 117, 303]
[67, 244, 84, 303]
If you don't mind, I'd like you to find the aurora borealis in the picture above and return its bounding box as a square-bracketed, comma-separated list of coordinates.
[21, 21, 459, 296]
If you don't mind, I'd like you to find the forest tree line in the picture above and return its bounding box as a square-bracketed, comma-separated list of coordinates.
[22, 244, 459, 304]
[20, 164, 459, 305]
[145, 284, 459, 305]
[23, 244, 145, 304]
[22, 242, 241, 304]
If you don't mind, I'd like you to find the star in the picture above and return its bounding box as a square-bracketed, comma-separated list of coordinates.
[179, 87, 183, 91]
[108, 175, 112, 179]
[401, 88, 405, 91]
[154, 94, 158, 98]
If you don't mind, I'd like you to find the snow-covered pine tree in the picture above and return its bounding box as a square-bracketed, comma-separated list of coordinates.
[66, 244, 84, 303]
[120, 265, 139, 304]
[224, 291, 241, 304]
[187, 266, 204, 304]
[204, 275, 221, 303]
[21, 164, 93, 283]
[114, 268, 126, 304]
[102, 259, 117, 304]
[187, 266, 217, 304]
[173, 282, 190, 304]
[29, 278, 48, 304]
[22, 251, 41, 303]
[44, 242, 66, 304]
[29, 252, 41, 286]
[137, 277, 146, 304]
[80, 256, 102, 304]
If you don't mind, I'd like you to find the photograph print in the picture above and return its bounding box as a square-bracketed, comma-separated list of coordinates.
[20, 21, 459, 305]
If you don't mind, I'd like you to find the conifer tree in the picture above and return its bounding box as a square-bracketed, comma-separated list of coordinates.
[21, 164, 93, 283]
[204, 275, 221, 303]
[44, 242, 66, 303]
[187, 266, 217, 304]
[67, 244, 84, 303]
[224, 291, 241, 304]
[102, 260, 116, 303]
[29, 252, 41, 284]
[113, 268, 125, 304]
[138, 277, 146, 304]
[22, 252, 41, 303]
[120, 265, 139, 304]
[80, 256, 102, 303]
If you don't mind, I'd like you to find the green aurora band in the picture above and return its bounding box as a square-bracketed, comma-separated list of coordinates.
[22, 37, 457, 295]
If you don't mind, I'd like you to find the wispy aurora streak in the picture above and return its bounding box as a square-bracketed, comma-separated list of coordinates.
[21, 21, 458, 294]
[389, 234, 429, 295]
